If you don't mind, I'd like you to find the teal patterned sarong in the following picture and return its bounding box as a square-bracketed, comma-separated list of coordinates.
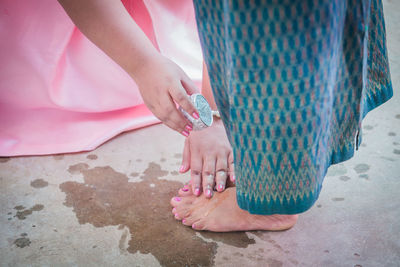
[193, 0, 393, 214]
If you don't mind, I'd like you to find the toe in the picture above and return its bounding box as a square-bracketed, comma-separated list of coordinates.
[215, 155, 228, 192]
[178, 184, 192, 196]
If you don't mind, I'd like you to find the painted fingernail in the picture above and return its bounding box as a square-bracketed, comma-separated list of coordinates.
[181, 130, 189, 137]
[194, 188, 200, 196]
[182, 219, 186, 224]
[172, 208, 177, 213]
[181, 187, 189, 192]
[192, 223, 196, 229]
[192, 112, 200, 119]
[185, 125, 193, 131]
[218, 184, 224, 191]
[174, 197, 181, 202]
[205, 189, 212, 197]
[179, 165, 185, 172]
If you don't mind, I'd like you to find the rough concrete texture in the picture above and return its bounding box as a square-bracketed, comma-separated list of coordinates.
[1, 1, 399, 266]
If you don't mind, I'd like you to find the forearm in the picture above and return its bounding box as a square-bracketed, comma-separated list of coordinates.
[58, 0, 159, 79]
[201, 61, 218, 111]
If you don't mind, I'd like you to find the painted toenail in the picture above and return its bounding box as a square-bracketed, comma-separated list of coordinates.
[192, 223, 196, 229]
[174, 197, 181, 201]
[175, 213, 179, 218]
[194, 188, 200, 196]
[182, 187, 189, 192]
[182, 219, 186, 224]
[179, 165, 185, 172]
[172, 208, 176, 213]
[218, 184, 224, 191]
[232, 174, 236, 182]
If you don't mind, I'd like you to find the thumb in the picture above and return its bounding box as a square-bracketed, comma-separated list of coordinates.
[181, 73, 200, 95]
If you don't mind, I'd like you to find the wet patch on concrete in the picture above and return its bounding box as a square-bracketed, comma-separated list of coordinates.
[395, 114, 400, 119]
[361, 143, 367, 147]
[60, 163, 254, 266]
[87, 154, 98, 160]
[14, 233, 31, 248]
[30, 179, 48, 188]
[327, 164, 347, 177]
[363, 125, 373, 130]
[0, 157, 11, 163]
[354, 164, 370, 174]
[68, 163, 89, 174]
[394, 142, 400, 146]
[332, 197, 345, 202]
[339, 176, 351, 181]
[359, 174, 369, 180]
[388, 132, 396, 136]
[174, 153, 182, 159]
[130, 172, 140, 177]
[380, 156, 396, 162]
[393, 149, 400, 155]
[14, 204, 44, 220]
[53, 155, 64, 160]
[317, 204, 322, 208]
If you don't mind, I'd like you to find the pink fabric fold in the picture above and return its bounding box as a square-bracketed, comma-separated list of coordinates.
[0, 0, 202, 156]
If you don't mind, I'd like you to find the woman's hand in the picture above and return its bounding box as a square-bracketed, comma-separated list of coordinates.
[133, 55, 200, 136]
[179, 119, 235, 198]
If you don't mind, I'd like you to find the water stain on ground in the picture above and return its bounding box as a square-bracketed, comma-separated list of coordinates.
[53, 155, 64, 160]
[327, 164, 347, 177]
[30, 179, 48, 188]
[359, 174, 369, 180]
[0, 157, 10, 163]
[14, 233, 31, 248]
[388, 132, 396, 136]
[61, 163, 254, 266]
[14, 204, 44, 220]
[332, 197, 345, 202]
[393, 149, 400, 155]
[363, 125, 373, 130]
[395, 114, 400, 119]
[174, 153, 182, 159]
[339, 176, 351, 181]
[354, 164, 370, 174]
[87, 154, 98, 160]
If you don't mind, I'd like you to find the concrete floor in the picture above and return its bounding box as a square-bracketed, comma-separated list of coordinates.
[1, 1, 400, 266]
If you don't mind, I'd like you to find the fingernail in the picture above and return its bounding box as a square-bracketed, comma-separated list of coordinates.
[182, 219, 186, 224]
[179, 165, 185, 172]
[185, 124, 193, 131]
[181, 130, 189, 137]
[218, 184, 224, 191]
[192, 223, 196, 229]
[192, 112, 200, 119]
[175, 213, 179, 218]
[174, 197, 181, 202]
[172, 208, 176, 213]
[205, 189, 212, 197]
[182, 187, 189, 192]
[194, 188, 200, 196]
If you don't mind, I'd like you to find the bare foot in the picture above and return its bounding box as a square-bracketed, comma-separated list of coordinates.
[170, 187, 298, 232]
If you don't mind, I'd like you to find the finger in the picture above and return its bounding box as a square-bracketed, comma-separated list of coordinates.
[190, 156, 202, 196]
[181, 72, 200, 95]
[228, 152, 236, 184]
[160, 95, 193, 137]
[215, 155, 228, 192]
[169, 85, 200, 120]
[179, 138, 190, 173]
[202, 156, 216, 198]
